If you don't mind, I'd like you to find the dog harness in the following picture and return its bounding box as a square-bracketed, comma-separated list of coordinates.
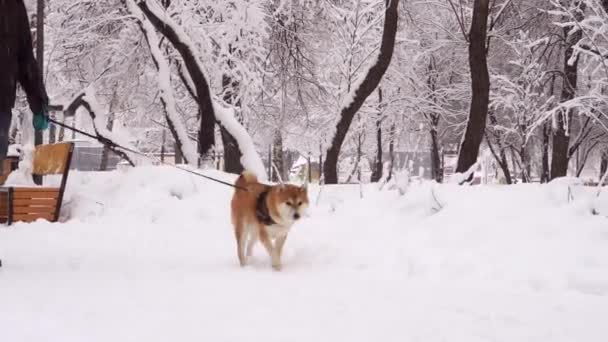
[256, 188, 276, 226]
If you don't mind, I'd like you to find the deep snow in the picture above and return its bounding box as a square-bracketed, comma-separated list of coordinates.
[1, 166, 608, 341]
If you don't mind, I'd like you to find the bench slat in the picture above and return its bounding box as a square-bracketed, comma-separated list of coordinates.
[11, 206, 56, 214]
[12, 191, 60, 200]
[12, 198, 58, 206]
[12, 187, 60, 192]
[12, 213, 55, 222]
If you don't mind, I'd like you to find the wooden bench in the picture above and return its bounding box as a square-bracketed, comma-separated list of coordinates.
[0, 142, 74, 225]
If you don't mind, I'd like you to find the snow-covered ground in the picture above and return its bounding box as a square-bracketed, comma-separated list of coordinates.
[1, 166, 608, 341]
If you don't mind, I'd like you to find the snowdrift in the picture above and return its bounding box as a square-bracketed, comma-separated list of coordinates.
[1, 166, 608, 341]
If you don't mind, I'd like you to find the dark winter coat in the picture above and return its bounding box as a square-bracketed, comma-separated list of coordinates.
[0, 0, 48, 114]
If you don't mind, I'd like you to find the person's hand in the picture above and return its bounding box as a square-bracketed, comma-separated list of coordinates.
[33, 111, 49, 131]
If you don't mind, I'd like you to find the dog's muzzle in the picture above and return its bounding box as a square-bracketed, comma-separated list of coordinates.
[293, 213, 301, 220]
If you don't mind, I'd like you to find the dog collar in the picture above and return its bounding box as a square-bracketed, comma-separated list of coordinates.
[256, 188, 276, 226]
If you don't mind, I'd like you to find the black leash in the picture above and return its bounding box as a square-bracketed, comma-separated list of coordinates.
[48, 117, 248, 191]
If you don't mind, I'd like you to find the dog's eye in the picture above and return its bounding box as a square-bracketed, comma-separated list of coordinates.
[297, 201, 302, 206]
[286, 201, 292, 206]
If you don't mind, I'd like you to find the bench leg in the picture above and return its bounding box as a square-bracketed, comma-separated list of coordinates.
[7, 187, 13, 226]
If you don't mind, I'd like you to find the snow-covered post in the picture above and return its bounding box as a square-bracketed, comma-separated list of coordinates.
[125, 0, 198, 166]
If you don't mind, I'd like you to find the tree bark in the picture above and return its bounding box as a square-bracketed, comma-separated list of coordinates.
[541, 122, 551, 183]
[485, 130, 512, 184]
[160, 129, 166, 163]
[387, 122, 396, 182]
[429, 114, 442, 183]
[57, 115, 65, 142]
[174, 141, 183, 164]
[271, 130, 285, 182]
[346, 132, 363, 184]
[600, 148, 608, 183]
[138, 0, 215, 157]
[371, 88, 383, 182]
[550, 1, 584, 180]
[323, 0, 399, 184]
[220, 74, 244, 174]
[485, 110, 512, 184]
[220, 127, 242, 174]
[455, 0, 490, 179]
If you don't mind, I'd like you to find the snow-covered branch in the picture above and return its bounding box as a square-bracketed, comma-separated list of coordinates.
[125, 0, 198, 166]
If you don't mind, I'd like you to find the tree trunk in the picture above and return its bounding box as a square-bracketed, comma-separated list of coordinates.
[575, 140, 600, 177]
[485, 111, 512, 184]
[323, 0, 399, 184]
[57, 115, 65, 142]
[220, 127, 243, 174]
[138, 1, 215, 157]
[520, 145, 529, 183]
[319, 143, 323, 184]
[160, 129, 166, 163]
[550, 2, 584, 180]
[485, 132, 512, 184]
[220, 74, 244, 174]
[387, 122, 396, 182]
[429, 114, 442, 183]
[346, 132, 363, 184]
[455, 0, 490, 180]
[271, 130, 285, 182]
[600, 149, 608, 183]
[510, 148, 519, 182]
[371, 88, 383, 182]
[174, 141, 183, 164]
[99, 111, 115, 171]
[541, 122, 551, 183]
[128, 0, 197, 165]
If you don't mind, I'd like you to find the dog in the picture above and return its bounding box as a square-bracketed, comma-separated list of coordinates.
[231, 171, 309, 271]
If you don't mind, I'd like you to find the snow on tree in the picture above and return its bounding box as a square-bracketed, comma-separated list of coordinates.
[124, 0, 198, 166]
[136, 0, 267, 180]
[323, 0, 400, 185]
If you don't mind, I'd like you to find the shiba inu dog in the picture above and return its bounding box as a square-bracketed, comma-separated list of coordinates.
[231, 171, 309, 271]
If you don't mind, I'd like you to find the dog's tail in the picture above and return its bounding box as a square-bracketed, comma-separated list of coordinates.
[234, 170, 258, 191]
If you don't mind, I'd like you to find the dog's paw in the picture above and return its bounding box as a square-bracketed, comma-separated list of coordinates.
[272, 263, 283, 271]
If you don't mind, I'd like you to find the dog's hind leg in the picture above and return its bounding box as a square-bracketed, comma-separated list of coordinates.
[234, 221, 247, 267]
[246, 228, 258, 257]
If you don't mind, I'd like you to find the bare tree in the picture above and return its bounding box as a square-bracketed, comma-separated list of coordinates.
[323, 0, 400, 184]
[551, 0, 585, 179]
[455, 0, 491, 180]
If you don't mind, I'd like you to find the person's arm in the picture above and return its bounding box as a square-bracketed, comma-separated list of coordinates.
[16, 0, 49, 115]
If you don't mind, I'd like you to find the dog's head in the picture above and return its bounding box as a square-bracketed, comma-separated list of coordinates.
[272, 183, 309, 224]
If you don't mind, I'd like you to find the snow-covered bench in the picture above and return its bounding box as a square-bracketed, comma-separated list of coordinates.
[0, 142, 74, 225]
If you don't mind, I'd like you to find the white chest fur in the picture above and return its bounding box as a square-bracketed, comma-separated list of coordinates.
[265, 224, 291, 239]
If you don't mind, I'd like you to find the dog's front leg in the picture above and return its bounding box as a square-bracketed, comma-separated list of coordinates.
[258, 227, 281, 270]
[273, 234, 288, 270]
